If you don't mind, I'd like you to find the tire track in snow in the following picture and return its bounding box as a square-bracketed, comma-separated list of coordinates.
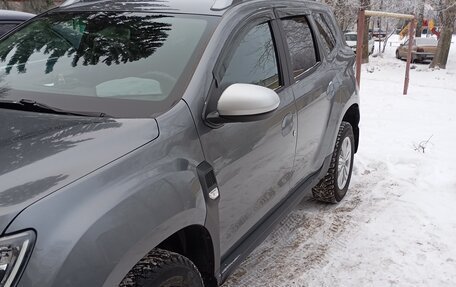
[223, 159, 391, 287]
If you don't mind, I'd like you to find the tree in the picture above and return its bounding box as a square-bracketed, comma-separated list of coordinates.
[361, 0, 371, 63]
[0, 0, 56, 13]
[430, 0, 456, 68]
[416, 0, 426, 37]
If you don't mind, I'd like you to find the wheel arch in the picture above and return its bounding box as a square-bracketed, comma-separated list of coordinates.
[119, 224, 218, 287]
[341, 103, 360, 153]
[156, 224, 217, 286]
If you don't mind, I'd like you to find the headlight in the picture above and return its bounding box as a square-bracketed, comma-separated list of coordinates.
[0, 231, 35, 287]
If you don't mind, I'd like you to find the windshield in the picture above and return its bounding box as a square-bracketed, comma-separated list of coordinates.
[345, 34, 357, 42]
[0, 12, 216, 117]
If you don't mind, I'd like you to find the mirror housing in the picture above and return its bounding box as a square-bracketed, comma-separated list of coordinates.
[207, 83, 280, 125]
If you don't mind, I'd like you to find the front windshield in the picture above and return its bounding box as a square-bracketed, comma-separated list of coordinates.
[0, 12, 215, 117]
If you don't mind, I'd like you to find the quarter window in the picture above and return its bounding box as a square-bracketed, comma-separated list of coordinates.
[220, 22, 281, 90]
[282, 17, 318, 78]
[314, 13, 337, 55]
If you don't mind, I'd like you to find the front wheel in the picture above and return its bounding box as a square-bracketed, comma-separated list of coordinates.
[312, 122, 355, 203]
[119, 249, 204, 287]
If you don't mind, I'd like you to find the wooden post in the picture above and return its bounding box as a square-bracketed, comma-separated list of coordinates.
[404, 19, 416, 95]
[356, 10, 415, 94]
[356, 9, 365, 89]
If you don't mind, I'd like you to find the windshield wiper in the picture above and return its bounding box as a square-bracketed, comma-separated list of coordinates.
[0, 99, 110, 118]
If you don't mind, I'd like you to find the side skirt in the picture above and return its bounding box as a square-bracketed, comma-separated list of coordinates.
[218, 154, 332, 283]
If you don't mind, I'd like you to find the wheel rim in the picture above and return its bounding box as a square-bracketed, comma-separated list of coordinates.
[337, 137, 352, 189]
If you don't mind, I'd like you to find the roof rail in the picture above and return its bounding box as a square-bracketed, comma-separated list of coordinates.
[211, 0, 245, 11]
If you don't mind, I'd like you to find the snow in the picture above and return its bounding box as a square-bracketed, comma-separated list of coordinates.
[223, 36, 456, 287]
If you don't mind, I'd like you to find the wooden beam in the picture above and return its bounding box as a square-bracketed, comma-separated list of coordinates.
[355, 9, 365, 89]
[365, 10, 415, 20]
[404, 20, 416, 95]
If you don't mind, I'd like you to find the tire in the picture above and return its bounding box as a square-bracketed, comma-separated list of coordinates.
[396, 50, 401, 59]
[312, 122, 355, 203]
[119, 249, 204, 287]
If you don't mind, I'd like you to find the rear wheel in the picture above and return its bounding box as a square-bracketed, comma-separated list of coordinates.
[119, 249, 204, 287]
[396, 50, 401, 59]
[312, 122, 355, 203]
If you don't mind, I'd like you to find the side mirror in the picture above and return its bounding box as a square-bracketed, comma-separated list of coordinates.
[207, 83, 280, 124]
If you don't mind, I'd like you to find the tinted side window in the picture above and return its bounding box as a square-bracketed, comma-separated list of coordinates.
[221, 22, 280, 90]
[313, 13, 336, 55]
[282, 16, 318, 78]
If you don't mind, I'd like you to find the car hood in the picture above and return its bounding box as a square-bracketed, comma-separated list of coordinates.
[0, 109, 159, 234]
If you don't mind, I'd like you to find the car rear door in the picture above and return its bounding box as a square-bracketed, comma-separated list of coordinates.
[197, 11, 297, 257]
[275, 8, 335, 188]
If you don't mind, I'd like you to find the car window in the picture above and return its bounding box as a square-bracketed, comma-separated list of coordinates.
[313, 13, 337, 55]
[282, 16, 318, 78]
[220, 22, 281, 91]
[345, 34, 358, 42]
[0, 23, 18, 36]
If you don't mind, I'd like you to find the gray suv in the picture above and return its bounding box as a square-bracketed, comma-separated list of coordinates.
[0, 0, 360, 286]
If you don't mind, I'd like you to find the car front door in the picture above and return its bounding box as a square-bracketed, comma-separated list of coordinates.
[198, 16, 297, 256]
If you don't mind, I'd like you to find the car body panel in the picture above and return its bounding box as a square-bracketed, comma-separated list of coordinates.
[0, 109, 158, 235]
[194, 9, 298, 257]
[397, 38, 438, 61]
[7, 101, 208, 287]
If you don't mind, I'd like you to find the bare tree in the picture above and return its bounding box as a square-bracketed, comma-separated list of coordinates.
[416, 0, 427, 37]
[430, 0, 456, 68]
[0, 0, 57, 13]
[361, 0, 371, 63]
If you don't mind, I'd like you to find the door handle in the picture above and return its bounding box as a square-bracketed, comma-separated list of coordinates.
[281, 113, 294, 137]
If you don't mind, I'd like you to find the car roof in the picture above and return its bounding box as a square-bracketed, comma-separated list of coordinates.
[0, 9, 35, 21]
[55, 0, 227, 16]
[54, 0, 329, 17]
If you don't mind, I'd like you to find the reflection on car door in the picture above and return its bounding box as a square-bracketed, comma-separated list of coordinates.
[198, 19, 297, 256]
[278, 12, 334, 188]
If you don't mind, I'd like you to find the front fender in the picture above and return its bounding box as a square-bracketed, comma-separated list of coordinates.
[7, 102, 208, 287]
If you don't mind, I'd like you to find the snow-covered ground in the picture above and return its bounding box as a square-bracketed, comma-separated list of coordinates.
[223, 36, 456, 286]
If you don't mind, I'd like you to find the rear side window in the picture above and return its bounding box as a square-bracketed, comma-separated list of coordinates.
[282, 16, 318, 78]
[313, 13, 337, 55]
[220, 22, 281, 90]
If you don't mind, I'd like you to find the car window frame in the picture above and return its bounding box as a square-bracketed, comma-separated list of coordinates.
[203, 9, 290, 125]
[311, 11, 339, 60]
[274, 8, 322, 84]
[212, 14, 286, 93]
